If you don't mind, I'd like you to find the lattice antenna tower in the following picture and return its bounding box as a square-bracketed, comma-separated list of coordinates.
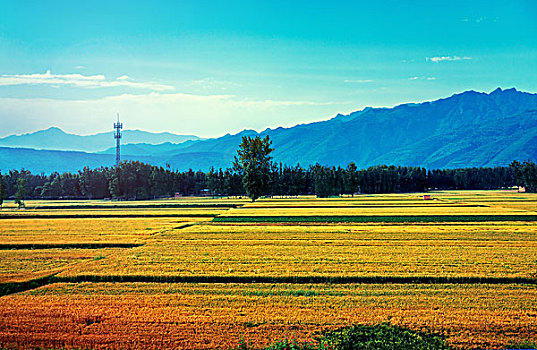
[114, 113, 123, 166]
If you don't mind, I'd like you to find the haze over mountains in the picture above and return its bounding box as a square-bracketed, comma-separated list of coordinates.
[0, 128, 201, 153]
[1, 88, 536, 174]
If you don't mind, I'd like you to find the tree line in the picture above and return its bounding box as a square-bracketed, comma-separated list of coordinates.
[0, 159, 532, 205]
[0, 135, 535, 204]
[0, 162, 207, 205]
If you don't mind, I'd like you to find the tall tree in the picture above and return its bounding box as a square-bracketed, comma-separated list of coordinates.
[14, 177, 27, 208]
[233, 135, 274, 201]
[344, 162, 359, 196]
[0, 171, 5, 208]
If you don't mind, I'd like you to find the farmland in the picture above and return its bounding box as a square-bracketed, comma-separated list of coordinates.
[0, 191, 536, 349]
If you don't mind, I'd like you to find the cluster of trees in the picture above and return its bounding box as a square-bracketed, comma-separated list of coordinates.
[0, 136, 535, 204]
[0, 162, 208, 205]
[510, 160, 537, 192]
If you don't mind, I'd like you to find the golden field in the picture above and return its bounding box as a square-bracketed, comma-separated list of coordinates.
[0, 190, 536, 349]
[0, 248, 123, 283]
[0, 207, 229, 218]
[0, 217, 205, 245]
[220, 205, 530, 216]
[58, 222, 537, 278]
[1, 283, 536, 350]
[0, 197, 248, 209]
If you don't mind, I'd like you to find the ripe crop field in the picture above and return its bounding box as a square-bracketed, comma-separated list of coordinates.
[0, 207, 230, 219]
[0, 217, 206, 245]
[0, 248, 123, 283]
[0, 197, 248, 209]
[58, 222, 537, 279]
[0, 191, 536, 349]
[221, 206, 529, 216]
[1, 282, 537, 350]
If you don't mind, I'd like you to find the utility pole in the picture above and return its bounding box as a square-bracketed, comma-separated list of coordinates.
[114, 113, 123, 166]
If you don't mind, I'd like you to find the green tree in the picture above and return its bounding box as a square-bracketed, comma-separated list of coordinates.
[510, 160, 537, 192]
[14, 177, 27, 208]
[344, 162, 359, 196]
[233, 135, 274, 201]
[0, 171, 6, 208]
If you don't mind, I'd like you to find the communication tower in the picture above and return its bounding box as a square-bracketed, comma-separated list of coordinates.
[114, 113, 123, 166]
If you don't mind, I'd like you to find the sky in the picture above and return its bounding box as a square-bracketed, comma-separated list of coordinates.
[0, 0, 536, 137]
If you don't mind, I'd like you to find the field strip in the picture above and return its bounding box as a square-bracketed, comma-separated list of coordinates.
[0, 213, 220, 219]
[29, 203, 240, 210]
[2, 274, 535, 298]
[55, 275, 537, 284]
[0, 243, 144, 249]
[213, 215, 537, 223]
[1, 276, 536, 300]
[236, 204, 490, 208]
[0, 275, 55, 297]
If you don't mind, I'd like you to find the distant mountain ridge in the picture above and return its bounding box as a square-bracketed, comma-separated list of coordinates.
[0, 127, 201, 152]
[152, 87, 537, 170]
[1, 87, 536, 174]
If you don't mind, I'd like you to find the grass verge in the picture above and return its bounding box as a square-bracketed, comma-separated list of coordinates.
[213, 215, 537, 223]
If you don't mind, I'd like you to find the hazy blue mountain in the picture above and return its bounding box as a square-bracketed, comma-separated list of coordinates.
[0, 128, 201, 152]
[1, 88, 536, 174]
[168, 87, 537, 169]
[98, 141, 196, 156]
[0, 147, 164, 174]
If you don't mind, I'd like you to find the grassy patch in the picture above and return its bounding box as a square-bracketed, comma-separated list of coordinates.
[0, 213, 219, 219]
[319, 324, 453, 350]
[505, 340, 537, 349]
[213, 215, 537, 223]
[52, 275, 537, 285]
[0, 243, 142, 250]
[236, 324, 454, 350]
[32, 203, 238, 209]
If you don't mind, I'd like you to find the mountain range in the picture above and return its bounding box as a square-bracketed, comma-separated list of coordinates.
[1, 87, 536, 174]
[0, 128, 201, 153]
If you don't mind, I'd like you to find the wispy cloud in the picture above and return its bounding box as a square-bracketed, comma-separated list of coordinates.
[426, 56, 472, 63]
[344, 79, 373, 84]
[408, 76, 436, 81]
[462, 16, 496, 24]
[0, 70, 174, 91]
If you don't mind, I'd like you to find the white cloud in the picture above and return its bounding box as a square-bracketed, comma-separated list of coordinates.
[344, 79, 373, 83]
[408, 76, 436, 81]
[426, 56, 472, 63]
[0, 93, 342, 138]
[0, 70, 174, 91]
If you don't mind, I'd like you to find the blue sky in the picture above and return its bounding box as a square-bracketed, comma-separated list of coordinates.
[0, 0, 536, 137]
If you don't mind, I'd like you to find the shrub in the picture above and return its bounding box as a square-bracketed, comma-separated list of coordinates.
[236, 324, 455, 350]
[320, 324, 453, 350]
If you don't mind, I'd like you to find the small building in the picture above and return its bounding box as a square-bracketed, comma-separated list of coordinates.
[423, 195, 432, 200]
